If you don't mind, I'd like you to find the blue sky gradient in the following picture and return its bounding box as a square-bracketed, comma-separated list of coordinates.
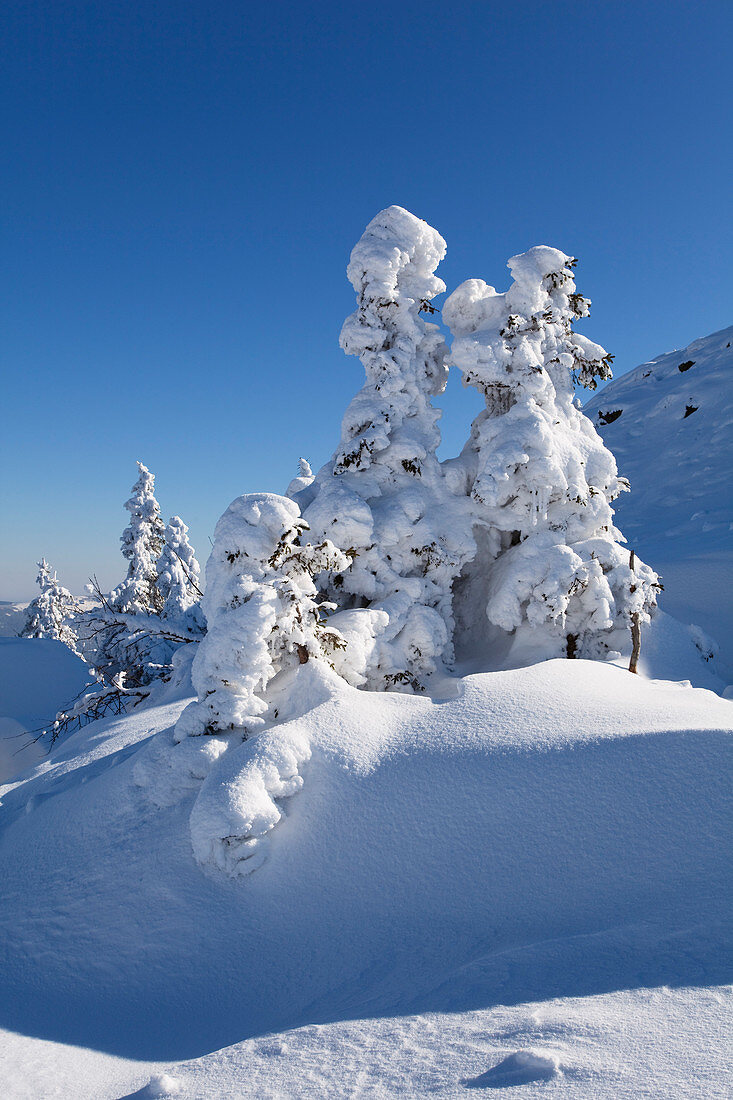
[2, 0, 731, 598]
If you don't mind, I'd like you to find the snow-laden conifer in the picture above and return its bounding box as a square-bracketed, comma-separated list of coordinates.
[303, 206, 473, 690]
[110, 461, 165, 615]
[156, 516, 205, 632]
[444, 247, 659, 659]
[21, 559, 80, 651]
[174, 493, 352, 740]
[72, 468, 196, 711]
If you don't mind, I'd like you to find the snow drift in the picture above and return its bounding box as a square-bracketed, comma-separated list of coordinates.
[1, 658, 730, 1070]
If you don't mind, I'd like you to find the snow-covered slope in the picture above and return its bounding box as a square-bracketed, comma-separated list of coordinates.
[1, 659, 730, 1097]
[584, 326, 733, 675]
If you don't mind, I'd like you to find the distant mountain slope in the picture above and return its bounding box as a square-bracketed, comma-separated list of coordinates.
[585, 326, 733, 676]
[0, 602, 28, 638]
[0, 638, 90, 782]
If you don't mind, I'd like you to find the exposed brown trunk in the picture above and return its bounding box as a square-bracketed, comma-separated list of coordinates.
[628, 550, 641, 674]
[297, 644, 309, 665]
[629, 613, 641, 674]
[566, 633, 578, 659]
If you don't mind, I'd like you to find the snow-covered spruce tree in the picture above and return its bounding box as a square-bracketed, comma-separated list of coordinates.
[21, 559, 80, 651]
[443, 247, 659, 660]
[70, 467, 193, 720]
[156, 516, 205, 634]
[110, 461, 165, 615]
[174, 493, 352, 741]
[301, 206, 474, 691]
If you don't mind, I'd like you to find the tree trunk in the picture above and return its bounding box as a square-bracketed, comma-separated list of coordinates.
[628, 550, 641, 674]
[629, 613, 641, 674]
[566, 633, 578, 659]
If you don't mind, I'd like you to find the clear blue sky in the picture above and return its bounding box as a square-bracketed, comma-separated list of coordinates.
[2, 0, 731, 599]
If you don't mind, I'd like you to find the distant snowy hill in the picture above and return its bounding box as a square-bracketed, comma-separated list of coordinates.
[0, 603, 29, 638]
[585, 326, 733, 676]
[0, 638, 89, 782]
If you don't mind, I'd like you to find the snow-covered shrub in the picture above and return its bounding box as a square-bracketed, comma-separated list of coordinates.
[174, 493, 352, 740]
[21, 559, 80, 651]
[302, 206, 474, 690]
[157, 516, 205, 634]
[444, 247, 659, 659]
[110, 461, 165, 615]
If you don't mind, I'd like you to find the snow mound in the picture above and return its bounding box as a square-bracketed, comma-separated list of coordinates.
[464, 1049, 561, 1088]
[584, 325, 733, 674]
[141, 1074, 181, 1097]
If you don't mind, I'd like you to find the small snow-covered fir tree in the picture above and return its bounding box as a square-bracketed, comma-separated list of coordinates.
[286, 458, 315, 499]
[444, 246, 659, 660]
[303, 206, 473, 690]
[110, 461, 165, 615]
[156, 516, 205, 633]
[174, 493, 352, 740]
[21, 559, 80, 651]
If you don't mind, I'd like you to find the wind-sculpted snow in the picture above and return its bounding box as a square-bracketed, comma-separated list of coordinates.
[189, 722, 312, 875]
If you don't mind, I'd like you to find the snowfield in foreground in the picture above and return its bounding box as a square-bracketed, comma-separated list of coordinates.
[1, 654, 731, 1097]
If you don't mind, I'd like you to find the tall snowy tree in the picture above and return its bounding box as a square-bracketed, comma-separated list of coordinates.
[443, 246, 659, 660]
[174, 493, 352, 740]
[69, 467, 195, 714]
[110, 461, 165, 615]
[156, 515, 205, 632]
[21, 559, 80, 651]
[302, 206, 474, 690]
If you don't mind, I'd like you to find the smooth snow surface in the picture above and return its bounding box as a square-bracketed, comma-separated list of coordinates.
[585, 326, 733, 677]
[1, 657, 731, 1096]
